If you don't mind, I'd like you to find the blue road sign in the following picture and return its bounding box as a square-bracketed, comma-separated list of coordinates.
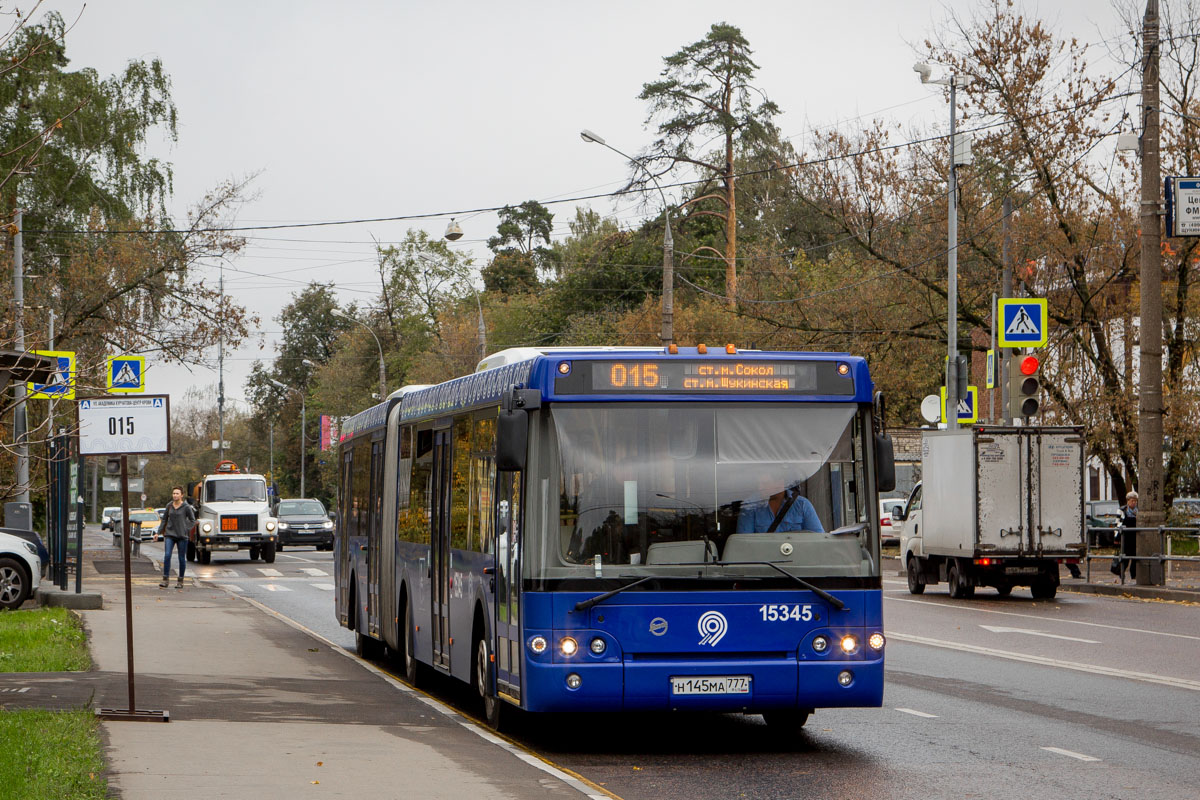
[107, 355, 145, 393]
[998, 299, 1048, 347]
[28, 350, 75, 399]
[940, 385, 979, 424]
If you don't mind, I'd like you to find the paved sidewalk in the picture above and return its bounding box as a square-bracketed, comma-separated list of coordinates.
[5, 552, 597, 800]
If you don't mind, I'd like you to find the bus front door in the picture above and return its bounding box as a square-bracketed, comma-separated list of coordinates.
[494, 471, 522, 700]
[430, 428, 452, 670]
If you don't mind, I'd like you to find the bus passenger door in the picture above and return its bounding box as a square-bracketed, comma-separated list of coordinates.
[494, 470, 522, 699]
[367, 439, 383, 638]
[430, 428, 452, 670]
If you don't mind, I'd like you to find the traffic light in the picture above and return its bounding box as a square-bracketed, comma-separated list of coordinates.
[1007, 353, 1040, 418]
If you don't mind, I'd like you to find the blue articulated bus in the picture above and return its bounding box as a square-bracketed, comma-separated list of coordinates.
[335, 345, 896, 731]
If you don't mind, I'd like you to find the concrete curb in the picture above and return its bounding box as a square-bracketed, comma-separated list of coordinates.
[36, 586, 103, 609]
[1059, 581, 1200, 604]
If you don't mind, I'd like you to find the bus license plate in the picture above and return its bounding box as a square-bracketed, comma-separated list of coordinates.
[670, 676, 751, 695]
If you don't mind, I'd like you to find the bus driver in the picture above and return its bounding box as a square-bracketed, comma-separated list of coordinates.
[737, 472, 824, 534]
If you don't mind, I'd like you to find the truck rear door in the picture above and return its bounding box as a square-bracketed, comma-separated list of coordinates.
[975, 430, 1025, 554]
[1032, 429, 1084, 553]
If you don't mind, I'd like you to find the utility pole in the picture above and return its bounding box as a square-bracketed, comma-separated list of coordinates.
[1001, 197, 1014, 424]
[218, 265, 225, 462]
[946, 75, 961, 427]
[1137, 0, 1164, 585]
[12, 209, 30, 503]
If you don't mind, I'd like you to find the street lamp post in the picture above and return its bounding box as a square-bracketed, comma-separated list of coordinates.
[580, 129, 675, 345]
[914, 64, 965, 427]
[333, 309, 386, 398]
[269, 378, 305, 498]
[417, 253, 487, 362]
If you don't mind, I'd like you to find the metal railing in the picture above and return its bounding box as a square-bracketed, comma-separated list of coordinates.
[1082, 525, 1200, 584]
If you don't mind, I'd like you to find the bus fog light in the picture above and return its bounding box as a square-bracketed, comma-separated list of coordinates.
[868, 633, 885, 651]
[838, 670, 854, 687]
[559, 637, 578, 656]
[589, 637, 606, 655]
[529, 636, 548, 655]
[812, 635, 829, 653]
[566, 673, 582, 690]
[840, 635, 859, 654]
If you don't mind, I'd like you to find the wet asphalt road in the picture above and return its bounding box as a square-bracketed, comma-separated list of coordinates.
[107, 524, 1200, 800]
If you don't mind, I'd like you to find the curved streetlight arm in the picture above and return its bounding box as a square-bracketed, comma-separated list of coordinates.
[333, 310, 386, 398]
[582, 129, 675, 343]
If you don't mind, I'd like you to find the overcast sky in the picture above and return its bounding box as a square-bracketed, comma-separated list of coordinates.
[39, 0, 1133, 410]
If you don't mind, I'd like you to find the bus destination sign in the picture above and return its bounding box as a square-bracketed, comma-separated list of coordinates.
[554, 359, 854, 396]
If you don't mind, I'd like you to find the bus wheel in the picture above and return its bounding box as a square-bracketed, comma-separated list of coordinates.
[403, 601, 423, 686]
[476, 637, 503, 730]
[762, 709, 810, 734]
[261, 543, 277, 563]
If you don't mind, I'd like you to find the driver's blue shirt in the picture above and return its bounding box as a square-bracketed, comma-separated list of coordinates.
[736, 496, 824, 533]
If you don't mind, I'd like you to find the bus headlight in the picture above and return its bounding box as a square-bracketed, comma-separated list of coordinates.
[559, 637, 578, 657]
[812, 635, 829, 653]
[840, 635, 859, 654]
[589, 637, 607, 655]
[201, 522, 212, 533]
[529, 636, 548, 655]
[868, 632, 885, 651]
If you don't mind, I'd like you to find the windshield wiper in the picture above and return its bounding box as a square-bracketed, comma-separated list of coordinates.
[653, 560, 847, 610]
[573, 576, 656, 613]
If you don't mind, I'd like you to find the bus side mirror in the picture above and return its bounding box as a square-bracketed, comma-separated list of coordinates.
[497, 409, 528, 471]
[875, 433, 896, 493]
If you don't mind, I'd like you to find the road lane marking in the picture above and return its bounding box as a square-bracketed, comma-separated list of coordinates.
[234, 594, 620, 800]
[979, 625, 1101, 644]
[312, 583, 334, 591]
[886, 595, 1200, 641]
[257, 568, 283, 577]
[889, 632, 1200, 692]
[262, 584, 291, 592]
[214, 568, 241, 578]
[1041, 746, 1101, 762]
[895, 708, 938, 718]
[214, 583, 243, 593]
[301, 568, 328, 577]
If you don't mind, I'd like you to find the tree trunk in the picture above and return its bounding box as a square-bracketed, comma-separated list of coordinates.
[725, 131, 737, 310]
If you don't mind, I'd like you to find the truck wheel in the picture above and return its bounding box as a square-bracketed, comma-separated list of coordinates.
[995, 583, 1013, 597]
[1030, 579, 1057, 600]
[249, 546, 260, 561]
[948, 561, 975, 599]
[0, 558, 31, 610]
[199, 547, 212, 565]
[906, 557, 926, 595]
[261, 543, 276, 563]
[186, 541, 196, 562]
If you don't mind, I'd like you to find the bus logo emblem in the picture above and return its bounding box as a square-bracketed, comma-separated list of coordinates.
[649, 617, 668, 636]
[697, 611, 728, 646]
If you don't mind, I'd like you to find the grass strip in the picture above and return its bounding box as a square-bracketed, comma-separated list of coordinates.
[0, 708, 108, 800]
[0, 607, 91, 672]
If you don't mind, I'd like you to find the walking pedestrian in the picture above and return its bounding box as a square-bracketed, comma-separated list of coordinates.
[156, 486, 195, 589]
[1116, 490, 1139, 581]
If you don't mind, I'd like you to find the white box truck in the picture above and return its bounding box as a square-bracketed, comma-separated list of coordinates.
[897, 426, 1085, 599]
[187, 460, 279, 564]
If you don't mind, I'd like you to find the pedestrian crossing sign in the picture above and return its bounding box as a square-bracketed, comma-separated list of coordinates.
[27, 350, 75, 399]
[998, 298, 1048, 347]
[940, 385, 979, 424]
[107, 355, 145, 393]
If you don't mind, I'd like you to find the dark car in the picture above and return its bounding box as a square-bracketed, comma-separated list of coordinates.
[1086, 500, 1121, 547]
[274, 498, 333, 550]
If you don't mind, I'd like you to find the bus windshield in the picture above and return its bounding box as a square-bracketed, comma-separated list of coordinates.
[206, 478, 267, 503]
[535, 402, 875, 582]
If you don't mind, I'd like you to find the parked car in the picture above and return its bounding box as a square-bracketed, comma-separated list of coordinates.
[101, 506, 121, 532]
[0, 529, 42, 610]
[879, 497, 906, 545]
[273, 498, 334, 550]
[1085, 500, 1121, 547]
[112, 508, 162, 545]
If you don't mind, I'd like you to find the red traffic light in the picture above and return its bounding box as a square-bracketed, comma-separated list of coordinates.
[1019, 355, 1040, 375]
